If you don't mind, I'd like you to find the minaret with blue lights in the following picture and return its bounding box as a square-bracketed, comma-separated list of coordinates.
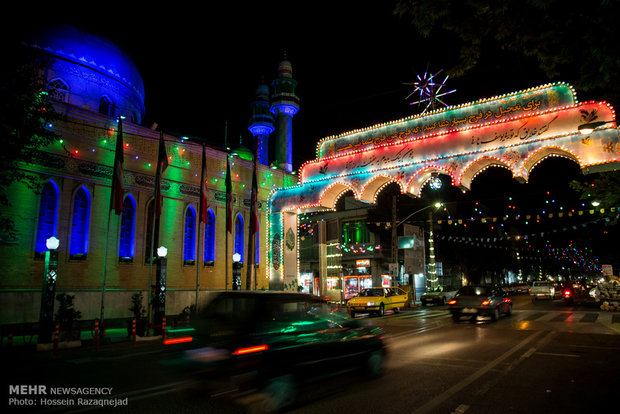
[248, 82, 274, 166]
[270, 56, 300, 172]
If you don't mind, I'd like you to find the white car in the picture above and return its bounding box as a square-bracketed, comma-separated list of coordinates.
[530, 281, 555, 300]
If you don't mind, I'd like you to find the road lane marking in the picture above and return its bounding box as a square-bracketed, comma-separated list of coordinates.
[536, 352, 580, 358]
[411, 329, 548, 414]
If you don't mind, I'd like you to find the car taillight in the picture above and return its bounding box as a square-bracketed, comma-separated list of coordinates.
[448, 299, 457, 305]
[233, 344, 269, 355]
[480, 300, 490, 306]
[563, 290, 572, 296]
[163, 336, 193, 345]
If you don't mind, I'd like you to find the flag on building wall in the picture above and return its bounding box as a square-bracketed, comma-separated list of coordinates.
[109, 118, 125, 215]
[225, 155, 233, 233]
[199, 145, 208, 223]
[154, 132, 168, 218]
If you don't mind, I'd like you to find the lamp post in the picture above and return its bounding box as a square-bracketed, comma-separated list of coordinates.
[38, 237, 59, 344]
[153, 246, 167, 336]
[232, 253, 241, 290]
[393, 202, 443, 301]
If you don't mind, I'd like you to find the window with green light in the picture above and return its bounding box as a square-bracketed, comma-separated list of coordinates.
[342, 220, 369, 244]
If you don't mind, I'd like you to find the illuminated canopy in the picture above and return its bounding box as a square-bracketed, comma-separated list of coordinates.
[270, 83, 619, 214]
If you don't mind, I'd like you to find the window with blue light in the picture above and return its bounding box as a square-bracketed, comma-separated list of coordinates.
[35, 180, 59, 257]
[184, 205, 196, 265]
[234, 214, 244, 263]
[255, 227, 260, 264]
[204, 209, 215, 265]
[48, 78, 69, 103]
[70, 186, 90, 260]
[99, 96, 114, 117]
[119, 195, 136, 263]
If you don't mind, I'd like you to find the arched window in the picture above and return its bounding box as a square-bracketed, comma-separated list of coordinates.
[47, 78, 69, 103]
[234, 214, 244, 263]
[70, 186, 90, 259]
[184, 205, 196, 265]
[203, 208, 215, 265]
[35, 180, 59, 256]
[255, 225, 260, 264]
[99, 96, 114, 117]
[119, 195, 136, 263]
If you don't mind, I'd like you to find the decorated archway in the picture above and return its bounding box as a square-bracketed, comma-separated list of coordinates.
[268, 83, 619, 289]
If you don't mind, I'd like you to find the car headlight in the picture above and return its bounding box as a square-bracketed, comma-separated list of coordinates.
[366, 302, 375, 306]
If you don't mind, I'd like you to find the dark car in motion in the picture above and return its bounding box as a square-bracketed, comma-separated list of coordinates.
[176, 291, 386, 412]
[448, 285, 512, 322]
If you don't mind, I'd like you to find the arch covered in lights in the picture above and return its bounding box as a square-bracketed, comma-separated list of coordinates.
[268, 83, 620, 288]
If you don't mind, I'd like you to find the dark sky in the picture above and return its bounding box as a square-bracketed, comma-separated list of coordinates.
[10, 1, 559, 169]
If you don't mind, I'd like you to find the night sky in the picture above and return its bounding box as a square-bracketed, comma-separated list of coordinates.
[8, 2, 564, 169]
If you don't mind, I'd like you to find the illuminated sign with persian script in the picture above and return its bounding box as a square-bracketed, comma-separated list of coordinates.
[269, 83, 619, 214]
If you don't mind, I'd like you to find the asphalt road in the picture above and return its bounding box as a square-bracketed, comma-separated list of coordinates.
[3, 294, 619, 414]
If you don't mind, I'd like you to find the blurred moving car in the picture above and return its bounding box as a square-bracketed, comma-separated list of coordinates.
[448, 285, 512, 322]
[420, 286, 458, 306]
[529, 280, 555, 300]
[176, 291, 386, 412]
[346, 287, 408, 317]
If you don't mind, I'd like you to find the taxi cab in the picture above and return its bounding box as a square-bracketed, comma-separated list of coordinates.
[347, 287, 408, 317]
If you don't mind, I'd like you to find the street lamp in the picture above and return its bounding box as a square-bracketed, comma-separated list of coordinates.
[232, 253, 241, 290]
[392, 201, 443, 300]
[38, 237, 60, 344]
[153, 245, 167, 335]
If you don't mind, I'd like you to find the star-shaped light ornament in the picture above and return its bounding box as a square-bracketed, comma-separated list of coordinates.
[404, 69, 456, 114]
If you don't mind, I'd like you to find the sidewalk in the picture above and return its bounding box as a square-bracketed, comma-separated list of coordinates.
[0, 330, 169, 364]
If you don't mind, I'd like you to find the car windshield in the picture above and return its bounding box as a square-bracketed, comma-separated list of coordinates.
[456, 286, 491, 296]
[532, 281, 551, 286]
[360, 288, 384, 297]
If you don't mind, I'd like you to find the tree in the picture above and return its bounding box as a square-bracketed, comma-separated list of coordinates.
[570, 171, 620, 224]
[394, 0, 620, 103]
[0, 40, 61, 236]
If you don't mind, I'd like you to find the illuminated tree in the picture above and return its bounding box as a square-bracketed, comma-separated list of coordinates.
[0, 40, 60, 236]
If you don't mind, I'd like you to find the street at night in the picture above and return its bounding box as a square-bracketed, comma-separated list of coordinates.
[3, 3, 620, 414]
[3, 294, 619, 413]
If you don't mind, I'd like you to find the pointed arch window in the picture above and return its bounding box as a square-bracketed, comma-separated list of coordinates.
[70, 186, 90, 260]
[184, 205, 196, 265]
[35, 180, 59, 257]
[203, 209, 215, 266]
[234, 214, 244, 263]
[119, 195, 136, 263]
[99, 96, 115, 117]
[48, 78, 69, 103]
[255, 225, 260, 265]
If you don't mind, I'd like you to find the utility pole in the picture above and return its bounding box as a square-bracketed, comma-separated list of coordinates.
[391, 195, 398, 286]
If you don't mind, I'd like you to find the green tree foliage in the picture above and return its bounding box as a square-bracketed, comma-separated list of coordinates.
[570, 171, 620, 220]
[394, 0, 620, 101]
[0, 41, 60, 236]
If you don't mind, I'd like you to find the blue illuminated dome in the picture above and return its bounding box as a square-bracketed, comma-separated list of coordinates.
[22, 25, 145, 124]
